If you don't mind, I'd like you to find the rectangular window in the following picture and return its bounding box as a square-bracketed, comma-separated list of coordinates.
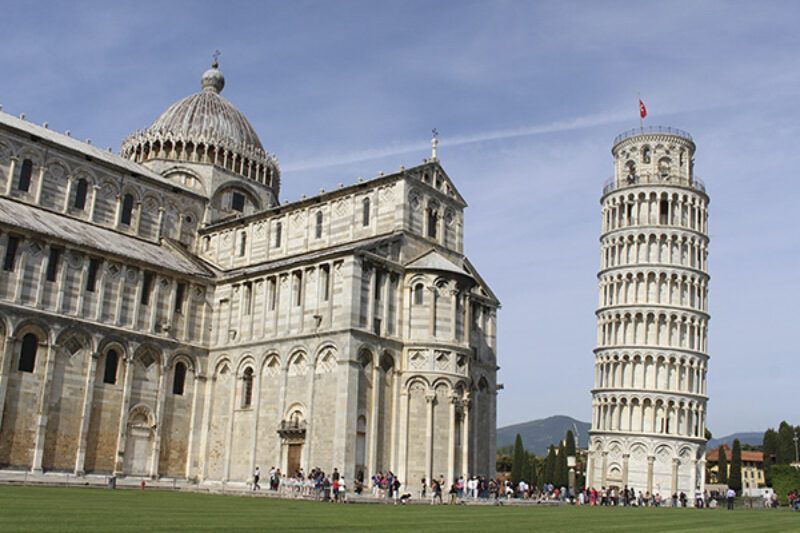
[274, 222, 282, 248]
[46, 247, 62, 282]
[141, 272, 154, 305]
[243, 282, 252, 315]
[294, 271, 302, 306]
[320, 264, 330, 302]
[86, 258, 101, 292]
[174, 282, 186, 313]
[374, 271, 382, 301]
[3, 236, 20, 272]
[231, 192, 245, 212]
[268, 277, 277, 310]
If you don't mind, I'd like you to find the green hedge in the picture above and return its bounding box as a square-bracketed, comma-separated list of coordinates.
[770, 465, 800, 505]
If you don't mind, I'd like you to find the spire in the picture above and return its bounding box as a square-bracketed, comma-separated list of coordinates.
[431, 128, 439, 162]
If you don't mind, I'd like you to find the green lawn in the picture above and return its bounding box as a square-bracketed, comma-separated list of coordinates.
[0, 486, 796, 532]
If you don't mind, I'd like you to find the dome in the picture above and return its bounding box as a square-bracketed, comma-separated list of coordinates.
[120, 63, 280, 198]
[149, 65, 263, 151]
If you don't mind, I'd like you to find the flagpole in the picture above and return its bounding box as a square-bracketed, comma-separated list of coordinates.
[638, 92, 642, 131]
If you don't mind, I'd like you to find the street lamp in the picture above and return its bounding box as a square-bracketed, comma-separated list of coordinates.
[793, 428, 799, 464]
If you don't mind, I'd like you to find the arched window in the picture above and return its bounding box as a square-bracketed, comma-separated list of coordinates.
[172, 362, 186, 395]
[642, 147, 651, 164]
[242, 367, 254, 407]
[18, 159, 33, 192]
[427, 208, 438, 238]
[414, 283, 424, 305]
[74, 179, 88, 210]
[362, 198, 370, 226]
[18, 333, 38, 372]
[103, 350, 119, 384]
[315, 211, 323, 239]
[120, 193, 134, 226]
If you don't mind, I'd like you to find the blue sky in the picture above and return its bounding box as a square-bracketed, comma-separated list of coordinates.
[3, 1, 798, 437]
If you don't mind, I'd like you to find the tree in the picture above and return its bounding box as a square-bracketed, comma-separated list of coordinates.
[527, 454, 539, 487]
[705, 428, 712, 441]
[565, 430, 576, 457]
[729, 439, 742, 493]
[544, 445, 556, 485]
[777, 421, 794, 465]
[555, 442, 568, 488]
[510, 433, 525, 485]
[717, 445, 728, 484]
[763, 428, 779, 486]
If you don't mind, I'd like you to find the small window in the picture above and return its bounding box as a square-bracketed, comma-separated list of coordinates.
[242, 368, 254, 407]
[362, 198, 370, 226]
[231, 192, 245, 212]
[414, 283, 424, 305]
[268, 277, 277, 310]
[642, 147, 651, 164]
[3, 236, 20, 272]
[103, 350, 119, 384]
[120, 194, 134, 226]
[274, 222, 282, 248]
[174, 282, 186, 313]
[74, 179, 88, 210]
[660, 200, 669, 224]
[46, 247, 61, 282]
[18, 333, 38, 372]
[173, 362, 187, 395]
[86, 258, 101, 292]
[18, 159, 33, 192]
[243, 282, 252, 315]
[294, 271, 303, 306]
[321, 264, 330, 302]
[315, 211, 323, 239]
[239, 232, 247, 256]
[374, 271, 382, 301]
[141, 272, 154, 305]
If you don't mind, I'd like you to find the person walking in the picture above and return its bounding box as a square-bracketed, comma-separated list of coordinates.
[253, 466, 261, 491]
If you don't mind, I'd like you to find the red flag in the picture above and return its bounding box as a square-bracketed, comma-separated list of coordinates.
[639, 99, 647, 119]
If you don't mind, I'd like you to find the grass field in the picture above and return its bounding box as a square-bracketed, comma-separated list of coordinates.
[0, 486, 797, 532]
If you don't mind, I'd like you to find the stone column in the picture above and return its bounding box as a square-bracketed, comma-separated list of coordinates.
[185, 373, 203, 480]
[671, 457, 679, 502]
[156, 207, 165, 240]
[113, 194, 122, 227]
[134, 202, 143, 235]
[367, 362, 379, 479]
[222, 371, 237, 482]
[366, 266, 375, 332]
[114, 266, 127, 326]
[34, 166, 47, 204]
[646, 455, 655, 495]
[428, 287, 437, 337]
[389, 370, 400, 473]
[461, 398, 470, 481]
[463, 295, 471, 347]
[62, 175, 74, 213]
[600, 450, 608, 488]
[398, 390, 409, 486]
[88, 185, 100, 222]
[5, 157, 17, 195]
[0, 336, 17, 433]
[149, 361, 169, 478]
[94, 263, 107, 321]
[301, 358, 316, 471]
[31, 343, 56, 473]
[248, 366, 262, 483]
[622, 453, 630, 488]
[447, 393, 457, 487]
[198, 374, 216, 481]
[424, 391, 435, 484]
[113, 355, 135, 475]
[450, 290, 458, 342]
[74, 352, 99, 475]
[586, 451, 594, 488]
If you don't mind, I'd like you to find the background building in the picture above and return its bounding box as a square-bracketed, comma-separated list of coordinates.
[586, 127, 709, 500]
[706, 445, 765, 487]
[0, 64, 499, 491]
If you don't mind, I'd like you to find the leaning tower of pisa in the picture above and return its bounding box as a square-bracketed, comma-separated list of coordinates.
[586, 126, 709, 502]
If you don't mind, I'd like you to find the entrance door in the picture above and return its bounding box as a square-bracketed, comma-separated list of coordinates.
[287, 443, 302, 476]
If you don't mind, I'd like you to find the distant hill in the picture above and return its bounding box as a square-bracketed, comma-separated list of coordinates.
[707, 432, 763, 449]
[497, 415, 590, 456]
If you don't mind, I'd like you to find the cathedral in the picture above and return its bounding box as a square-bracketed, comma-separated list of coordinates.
[0, 63, 499, 491]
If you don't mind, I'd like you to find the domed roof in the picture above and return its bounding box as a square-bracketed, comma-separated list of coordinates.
[148, 63, 263, 151]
